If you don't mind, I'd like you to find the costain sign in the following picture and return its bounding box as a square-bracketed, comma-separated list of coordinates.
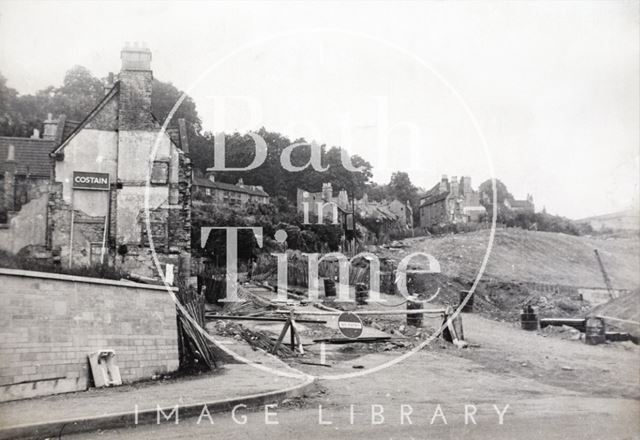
[72, 172, 110, 190]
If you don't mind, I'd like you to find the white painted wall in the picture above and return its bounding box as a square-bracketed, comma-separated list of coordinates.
[55, 129, 118, 217]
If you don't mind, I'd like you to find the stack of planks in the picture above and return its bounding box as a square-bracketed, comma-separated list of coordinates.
[177, 288, 219, 371]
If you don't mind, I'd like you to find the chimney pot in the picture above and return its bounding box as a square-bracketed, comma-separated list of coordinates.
[121, 43, 152, 71]
[43, 114, 59, 141]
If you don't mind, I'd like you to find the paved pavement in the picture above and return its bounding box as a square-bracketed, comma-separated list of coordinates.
[0, 337, 311, 435]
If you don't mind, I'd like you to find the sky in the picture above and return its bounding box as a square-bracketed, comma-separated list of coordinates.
[0, 0, 638, 219]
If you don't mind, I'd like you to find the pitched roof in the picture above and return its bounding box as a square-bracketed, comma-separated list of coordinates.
[422, 182, 442, 198]
[509, 199, 534, 209]
[0, 137, 54, 177]
[56, 117, 81, 145]
[51, 83, 120, 156]
[357, 201, 400, 221]
[193, 177, 269, 197]
[420, 190, 450, 207]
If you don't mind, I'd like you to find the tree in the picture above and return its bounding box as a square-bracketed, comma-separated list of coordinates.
[203, 129, 374, 203]
[51, 66, 105, 121]
[0, 73, 21, 136]
[365, 182, 387, 202]
[387, 171, 417, 203]
[478, 178, 516, 224]
[478, 178, 513, 206]
[0, 66, 104, 136]
[0, 67, 205, 140]
[151, 79, 202, 132]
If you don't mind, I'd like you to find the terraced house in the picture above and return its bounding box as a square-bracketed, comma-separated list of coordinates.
[193, 173, 270, 208]
[419, 175, 486, 229]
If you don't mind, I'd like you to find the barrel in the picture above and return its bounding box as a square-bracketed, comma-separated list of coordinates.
[459, 290, 474, 313]
[520, 306, 538, 331]
[406, 270, 429, 294]
[355, 283, 368, 305]
[380, 271, 396, 295]
[585, 317, 606, 345]
[205, 275, 226, 304]
[406, 297, 424, 327]
[323, 278, 336, 298]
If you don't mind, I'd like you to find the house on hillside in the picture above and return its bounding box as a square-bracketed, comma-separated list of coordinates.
[419, 175, 486, 228]
[505, 194, 535, 213]
[193, 173, 269, 208]
[354, 194, 413, 243]
[387, 198, 413, 230]
[296, 182, 352, 225]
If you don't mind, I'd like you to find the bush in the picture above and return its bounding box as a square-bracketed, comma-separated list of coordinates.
[192, 197, 343, 262]
[0, 250, 130, 280]
[427, 222, 492, 236]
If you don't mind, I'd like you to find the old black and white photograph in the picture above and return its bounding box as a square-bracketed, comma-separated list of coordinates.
[0, 1, 638, 439]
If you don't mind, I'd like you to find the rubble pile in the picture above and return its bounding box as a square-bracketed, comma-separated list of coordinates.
[472, 281, 591, 322]
[539, 324, 584, 341]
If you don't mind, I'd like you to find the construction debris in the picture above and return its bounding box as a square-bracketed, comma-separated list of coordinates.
[178, 293, 219, 371]
[312, 336, 392, 344]
[214, 320, 296, 357]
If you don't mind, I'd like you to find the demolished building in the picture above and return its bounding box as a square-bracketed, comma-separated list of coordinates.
[0, 44, 192, 281]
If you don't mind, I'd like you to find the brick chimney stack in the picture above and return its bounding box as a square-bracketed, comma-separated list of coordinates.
[104, 72, 115, 95]
[461, 176, 472, 196]
[43, 113, 58, 141]
[450, 176, 459, 197]
[322, 182, 333, 201]
[439, 175, 448, 193]
[118, 42, 154, 131]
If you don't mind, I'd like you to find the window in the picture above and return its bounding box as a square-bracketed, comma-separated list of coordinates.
[150, 161, 169, 184]
[205, 188, 211, 196]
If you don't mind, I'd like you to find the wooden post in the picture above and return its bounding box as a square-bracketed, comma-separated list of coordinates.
[68, 188, 75, 268]
[272, 319, 291, 354]
[100, 189, 110, 264]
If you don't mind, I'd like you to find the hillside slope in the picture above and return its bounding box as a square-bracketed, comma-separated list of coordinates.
[591, 292, 640, 335]
[394, 229, 639, 288]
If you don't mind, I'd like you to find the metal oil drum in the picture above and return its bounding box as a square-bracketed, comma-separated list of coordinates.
[585, 316, 606, 345]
